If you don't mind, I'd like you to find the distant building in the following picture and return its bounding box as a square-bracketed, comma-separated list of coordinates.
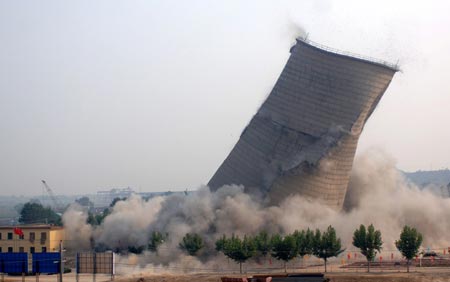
[94, 187, 136, 207]
[0, 225, 64, 255]
[93, 187, 186, 209]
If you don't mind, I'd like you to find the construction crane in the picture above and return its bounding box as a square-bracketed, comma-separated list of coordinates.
[41, 180, 63, 212]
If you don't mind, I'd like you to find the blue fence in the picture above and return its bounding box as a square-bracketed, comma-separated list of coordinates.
[0, 253, 28, 274]
[32, 253, 60, 274]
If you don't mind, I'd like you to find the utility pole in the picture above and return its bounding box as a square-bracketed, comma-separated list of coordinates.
[75, 253, 79, 282]
[59, 240, 64, 282]
[93, 252, 96, 282]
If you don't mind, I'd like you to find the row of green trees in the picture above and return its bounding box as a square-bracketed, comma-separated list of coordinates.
[352, 224, 423, 273]
[214, 226, 343, 273]
[176, 224, 423, 274]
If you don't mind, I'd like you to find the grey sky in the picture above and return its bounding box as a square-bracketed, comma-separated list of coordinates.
[1, 0, 449, 195]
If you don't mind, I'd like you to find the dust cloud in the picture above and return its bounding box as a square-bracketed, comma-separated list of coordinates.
[63, 148, 450, 271]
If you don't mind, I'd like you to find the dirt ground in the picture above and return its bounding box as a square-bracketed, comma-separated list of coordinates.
[113, 271, 450, 282]
[326, 272, 450, 282]
[4, 268, 450, 282]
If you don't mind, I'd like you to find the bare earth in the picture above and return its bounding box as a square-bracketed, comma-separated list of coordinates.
[4, 268, 450, 282]
[115, 271, 450, 282]
[4, 273, 450, 282]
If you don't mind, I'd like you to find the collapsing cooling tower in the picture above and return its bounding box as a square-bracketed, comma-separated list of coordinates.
[208, 38, 398, 210]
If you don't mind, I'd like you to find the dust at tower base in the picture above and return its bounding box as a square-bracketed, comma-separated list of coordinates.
[208, 38, 398, 210]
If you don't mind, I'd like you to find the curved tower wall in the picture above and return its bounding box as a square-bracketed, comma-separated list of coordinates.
[208, 38, 397, 209]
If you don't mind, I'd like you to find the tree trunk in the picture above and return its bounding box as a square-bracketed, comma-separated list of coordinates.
[324, 258, 327, 273]
[368, 259, 370, 273]
[407, 259, 410, 273]
[240, 262, 242, 274]
[284, 261, 287, 273]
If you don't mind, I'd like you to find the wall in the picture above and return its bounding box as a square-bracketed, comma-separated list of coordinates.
[208, 39, 397, 209]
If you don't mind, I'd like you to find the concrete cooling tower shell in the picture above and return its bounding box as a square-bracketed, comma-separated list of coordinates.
[208, 38, 398, 210]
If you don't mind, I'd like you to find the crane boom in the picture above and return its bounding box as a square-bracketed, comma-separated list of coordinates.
[41, 180, 62, 211]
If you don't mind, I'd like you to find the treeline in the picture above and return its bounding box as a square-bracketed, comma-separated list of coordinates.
[18, 202, 62, 225]
[215, 226, 342, 273]
[122, 224, 423, 274]
[17, 197, 126, 226]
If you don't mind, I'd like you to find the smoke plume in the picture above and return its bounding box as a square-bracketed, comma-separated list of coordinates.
[63, 148, 450, 272]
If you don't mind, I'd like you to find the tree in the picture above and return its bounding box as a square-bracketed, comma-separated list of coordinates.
[128, 245, 145, 254]
[294, 228, 314, 258]
[352, 224, 383, 272]
[216, 234, 256, 274]
[179, 233, 204, 256]
[87, 207, 111, 226]
[395, 225, 423, 273]
[75, 196, 94, 209]
[271, 234, 298, 273]
[19, 202, 61, 225]
[148, 231, 167, 252]
[254, 231, 272, 257]
[215, 234, 226, 252]
[110, 197, 126, 207]
[312, 226, 345, 272]
[87, 198, 123, 227]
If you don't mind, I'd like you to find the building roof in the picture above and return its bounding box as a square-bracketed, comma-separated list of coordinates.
[0, 224, 63, 230]
[295, 37, 400, 72]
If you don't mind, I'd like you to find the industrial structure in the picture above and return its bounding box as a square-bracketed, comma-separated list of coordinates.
[208, 37, 398, 209]
[0, 224, 64, 255]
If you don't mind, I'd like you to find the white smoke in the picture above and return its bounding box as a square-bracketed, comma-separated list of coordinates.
[62, 204, 93, 250]
[95, 195, 164, 249]
[63, 148, 450, 270]
[284, 18, 307, 42]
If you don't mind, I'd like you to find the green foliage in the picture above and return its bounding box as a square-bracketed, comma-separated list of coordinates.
[87, 208, 111, 226]
[19, 202, 61, 225]
[313, 226, 344, 259]
[110, 197, 127, 207]
[128, 245, 145, 254]
[254, 231, 272, 257]
[352, 224, 383, 272]
[148, 231, 167, 252]
[395, 225, 423, 272]
[215, 234, 256, 273]
[215, 234, 226, 252]
[293, 228, 314, 257]
[312, 226, 345, 272]
[86, 197, 121, 226]
[225, 234, 256, 263]
[75, 196, 94, 208]
[179, 233, 204, 256]
[271, 234, 298, 262]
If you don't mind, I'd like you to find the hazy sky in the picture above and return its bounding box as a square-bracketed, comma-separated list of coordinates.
[1, 0, 449, 196]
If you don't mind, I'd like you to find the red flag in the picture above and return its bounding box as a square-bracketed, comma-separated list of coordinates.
[13, 227, 24, 236]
